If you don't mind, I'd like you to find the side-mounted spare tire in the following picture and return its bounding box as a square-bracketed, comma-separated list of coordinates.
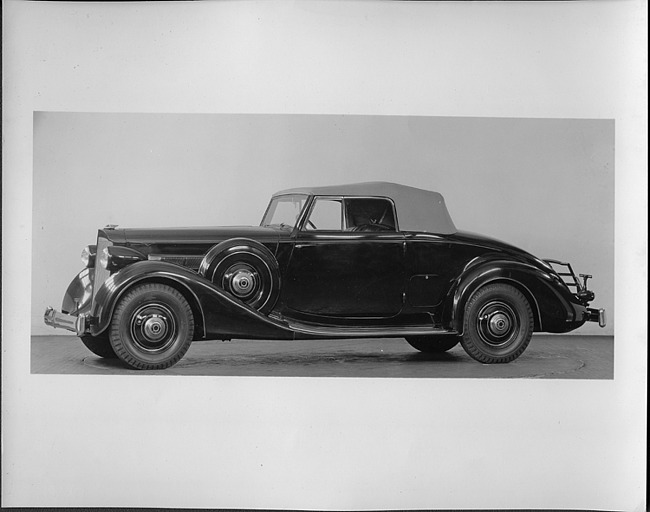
[199, 238, 280, 315]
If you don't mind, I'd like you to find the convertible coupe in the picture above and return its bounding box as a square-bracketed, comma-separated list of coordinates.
[44, 182, 606, 369]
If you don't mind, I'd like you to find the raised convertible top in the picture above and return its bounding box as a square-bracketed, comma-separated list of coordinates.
[273, 181, 457, 235]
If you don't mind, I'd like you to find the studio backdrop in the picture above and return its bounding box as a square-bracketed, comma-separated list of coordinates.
[32, 112, 614, 336]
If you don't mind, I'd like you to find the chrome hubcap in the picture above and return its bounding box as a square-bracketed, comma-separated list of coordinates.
[476, 301, 518, 347]
[223, 264, 259, 300]
[130, 303, 177, 352]
[231, 269, 255, 296]
[489, 313, 510, 335]
[142, 314, 167, 340]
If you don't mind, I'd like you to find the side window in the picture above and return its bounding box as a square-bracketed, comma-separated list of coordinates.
[345, 198, 397, 232]
[305, 198, 343, 231]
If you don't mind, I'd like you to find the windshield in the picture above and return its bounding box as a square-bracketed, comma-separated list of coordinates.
[261, 194, 309, 229]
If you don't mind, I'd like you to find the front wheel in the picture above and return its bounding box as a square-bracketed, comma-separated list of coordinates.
[110, 283, 194, 370]
[405, 335, 460, 353]
[461, 283, 533, 364]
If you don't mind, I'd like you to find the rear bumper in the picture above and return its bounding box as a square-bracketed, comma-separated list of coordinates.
[586, 307, 607, 328]
[44, 307, 89, 336]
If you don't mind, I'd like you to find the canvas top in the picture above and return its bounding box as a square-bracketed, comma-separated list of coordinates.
[273, 181, 457, 235]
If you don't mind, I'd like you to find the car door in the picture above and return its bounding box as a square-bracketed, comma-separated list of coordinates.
[283, 196, 405, 318]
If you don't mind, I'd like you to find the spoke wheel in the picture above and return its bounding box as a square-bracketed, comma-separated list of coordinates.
[461, 283, 533, 364]
[110, 283, 194, 370]
[405, 335, 460, 353]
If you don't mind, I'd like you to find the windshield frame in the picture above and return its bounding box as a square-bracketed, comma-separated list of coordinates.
[260, 193, 310, 231]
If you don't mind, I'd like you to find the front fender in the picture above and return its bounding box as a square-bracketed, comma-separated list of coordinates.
[61, 268, 94, 315]
[90, 260, 291, 339]
[444, 258, 576, 333]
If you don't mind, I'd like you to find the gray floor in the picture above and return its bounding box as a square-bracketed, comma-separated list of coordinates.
[31, 334, 614, 378]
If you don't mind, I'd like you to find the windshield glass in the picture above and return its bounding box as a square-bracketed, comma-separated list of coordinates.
[261, 194, 309, 229]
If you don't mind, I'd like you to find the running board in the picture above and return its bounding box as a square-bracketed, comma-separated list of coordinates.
[269, 314, 455, 338]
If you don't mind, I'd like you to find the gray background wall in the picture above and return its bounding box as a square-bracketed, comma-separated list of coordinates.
[32, 113, 614, 335]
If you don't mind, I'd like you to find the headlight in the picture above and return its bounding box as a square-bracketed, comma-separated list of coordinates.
[81, 245, 97, 268]
[99, 247, 110, 269]
[98, 246, 145, 271]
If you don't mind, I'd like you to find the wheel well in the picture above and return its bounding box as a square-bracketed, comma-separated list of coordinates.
[126, 277, 206, 340]
[456, 278, 542, 333]
[492, 279, 541, 330]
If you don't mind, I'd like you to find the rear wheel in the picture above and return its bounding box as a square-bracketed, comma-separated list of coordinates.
[80, 333, 117, 359]
[110, 283, 194, 370]
[405, 335, 460, 353]
[460, 283, 533, 363]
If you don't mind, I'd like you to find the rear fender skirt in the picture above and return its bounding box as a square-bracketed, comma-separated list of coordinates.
[444, 260, 573, 333]
[89, 260, 292, 339]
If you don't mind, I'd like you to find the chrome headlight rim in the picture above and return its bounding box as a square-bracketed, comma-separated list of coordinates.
[81, 245, 97, 268]
[99, 247, 110, 269]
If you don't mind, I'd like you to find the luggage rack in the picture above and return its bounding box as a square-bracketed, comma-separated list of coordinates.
[544, 259, 583, 289]
[544, 259, 595, 303]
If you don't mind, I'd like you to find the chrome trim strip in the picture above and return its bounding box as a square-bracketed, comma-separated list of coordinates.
[294, 236, 404, 244]
[148, 254, 203, 269]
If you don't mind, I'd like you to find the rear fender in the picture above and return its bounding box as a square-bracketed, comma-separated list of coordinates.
[443, 259, 567, 333]
[90, 260, 290, 339]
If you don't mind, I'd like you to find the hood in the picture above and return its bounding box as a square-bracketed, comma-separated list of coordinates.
[101, 225, 286, 245]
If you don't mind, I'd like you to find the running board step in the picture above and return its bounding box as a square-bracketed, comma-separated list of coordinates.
[269, 314, 455, 338]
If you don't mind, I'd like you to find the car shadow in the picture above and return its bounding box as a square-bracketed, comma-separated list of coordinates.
[83, 347, 467, 373]
[404, 351, 465, 363]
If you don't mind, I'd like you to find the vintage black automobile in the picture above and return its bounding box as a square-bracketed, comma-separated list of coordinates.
[45, 182, 606, 369]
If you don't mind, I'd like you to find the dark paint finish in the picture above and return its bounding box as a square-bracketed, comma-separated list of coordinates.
[89, 260, 293, 340]
[283, 231, 405, 318]
[86, 223, 591, 342]
[50, 187, 602, 364]
[117, 225, 283, 245]
[104, 226, 286, 266]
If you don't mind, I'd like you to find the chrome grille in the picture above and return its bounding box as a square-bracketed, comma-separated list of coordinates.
[92, 235, 113, 303]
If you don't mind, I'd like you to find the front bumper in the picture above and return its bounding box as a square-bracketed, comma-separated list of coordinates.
[586, 307, 607, 328]
[44, 307, 89, 336]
